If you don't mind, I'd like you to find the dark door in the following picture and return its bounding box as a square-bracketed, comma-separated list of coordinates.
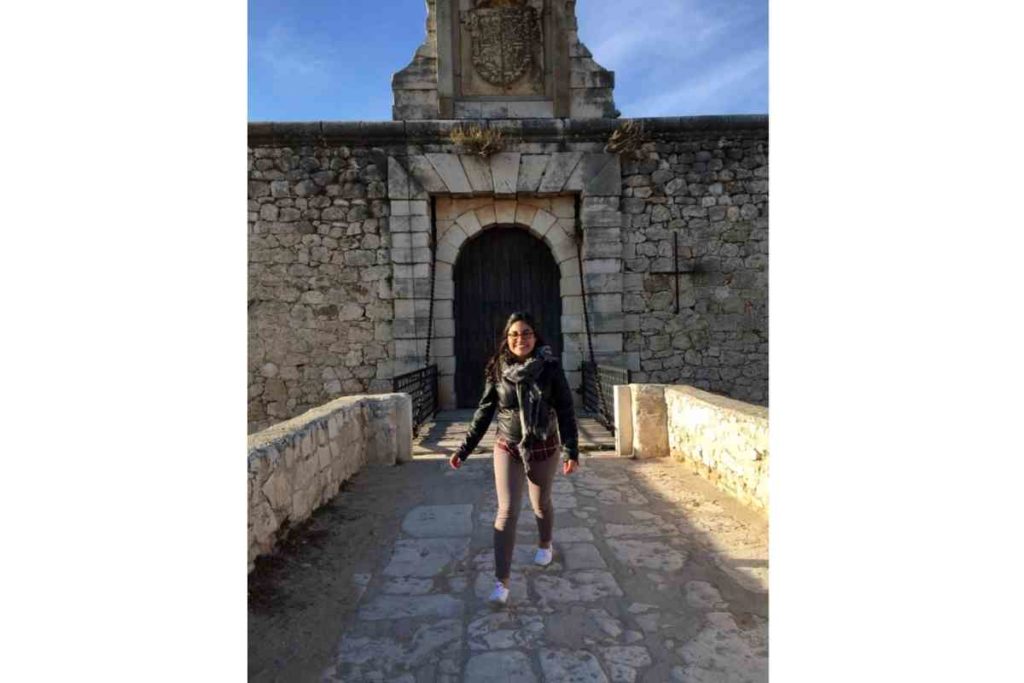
[454, 226, 563, 408]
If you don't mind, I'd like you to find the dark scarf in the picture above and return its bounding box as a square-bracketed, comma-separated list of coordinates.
[501, 345, 555, 468]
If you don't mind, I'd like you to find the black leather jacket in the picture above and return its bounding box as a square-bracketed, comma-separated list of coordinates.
[455, 359, 579, 462]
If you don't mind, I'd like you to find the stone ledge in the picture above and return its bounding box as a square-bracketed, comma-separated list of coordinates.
[614, 384, 768, 513]
[248, 116, 769, 146]
[248, 393, 413, 571]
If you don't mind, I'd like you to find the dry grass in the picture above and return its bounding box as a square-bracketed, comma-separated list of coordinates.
[449, 124, 505, 157]
[605, 119, 646, 155]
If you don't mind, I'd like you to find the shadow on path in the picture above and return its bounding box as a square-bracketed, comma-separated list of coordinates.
[249, 441, 767, 682]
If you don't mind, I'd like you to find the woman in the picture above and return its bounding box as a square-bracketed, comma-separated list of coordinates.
[448, 311, 580, 606]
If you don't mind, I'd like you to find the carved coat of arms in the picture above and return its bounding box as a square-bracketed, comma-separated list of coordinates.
[468, 2, 541, 87]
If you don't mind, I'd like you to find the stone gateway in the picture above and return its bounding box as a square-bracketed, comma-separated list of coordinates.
[247, 0, 768, 433]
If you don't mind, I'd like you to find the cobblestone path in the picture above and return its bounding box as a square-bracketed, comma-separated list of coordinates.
[249, 450, 768, 682]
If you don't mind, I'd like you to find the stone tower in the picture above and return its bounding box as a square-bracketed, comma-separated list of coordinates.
[393, 0, 618, 119]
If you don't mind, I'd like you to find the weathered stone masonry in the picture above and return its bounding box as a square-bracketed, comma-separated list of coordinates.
[248, 117, 767, 433]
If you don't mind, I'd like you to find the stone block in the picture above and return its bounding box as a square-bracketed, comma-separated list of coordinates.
[584, 273, 623, 293]
[586, 155, 622, 196]
[410, 214, 431, 232]
[392, 232, 412, 249]
[614, 385, 633, 457]
[406, 154, 447, 194]
[434, 317, 455, 338]
[432, 337, 454, 357]
[387, 157, 411, 199]
[559, 276, 582, 297]
[411, 247, 432, 263]
[631, 384, 669, 459]
[538, 152, 583, 193]
[506, 99, 555, 117]
[434, 278, 454, 299]
[490, 152, 521, 196]
[560, 314, 584, 334]
[531, 209, 558, 236]
[517, 155, 549, 192]
[261, 467, 293, 513]
[390, 215, 411, 233]
[475, 204, 497, 228]
[426, 153, 473, 194]
[494, 199, 517, 225]
[395, 338, 427, 359]
[545, 225, 575, 257]
[401, 504, 474, 538]
[514, 202, 538, 227]
[391, 246, 414, 263]
[393, 317, 431, 339]
[558, 255, 581, 278]
[583, 236, 622, 260]
[455, 209, 483, 237]
[553, 241, 578, 264]
[592, 333, 623, 353]
[563, 153, 606, 192]
[584, 258, 621, 274]
[459, 154, 493, 194]
[436, 240, 458, 265]
[590, 293, 622, 314]
[582, 209, 622, 229]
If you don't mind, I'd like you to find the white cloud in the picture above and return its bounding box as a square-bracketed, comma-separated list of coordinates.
[581, 0, 728, 68]
[577, 0, 768, 116]
[632, 47, 768, 115]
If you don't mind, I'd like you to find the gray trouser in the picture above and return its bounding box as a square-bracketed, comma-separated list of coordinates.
[492, 446, 560, 581]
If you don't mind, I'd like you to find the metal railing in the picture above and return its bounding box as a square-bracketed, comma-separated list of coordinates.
[393, 365, 439, 435]
[579, 362, 630, 435]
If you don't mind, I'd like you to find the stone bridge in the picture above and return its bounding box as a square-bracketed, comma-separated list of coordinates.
[248, 390, 768, 682]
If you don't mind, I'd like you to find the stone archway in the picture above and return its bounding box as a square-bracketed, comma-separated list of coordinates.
[386, 151, 632, 410]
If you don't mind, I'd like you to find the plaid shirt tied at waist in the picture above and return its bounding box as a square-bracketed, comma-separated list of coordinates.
[495, 433, 561, 462]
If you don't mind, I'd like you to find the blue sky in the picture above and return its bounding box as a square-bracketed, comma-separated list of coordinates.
[249, 0, 768, 121]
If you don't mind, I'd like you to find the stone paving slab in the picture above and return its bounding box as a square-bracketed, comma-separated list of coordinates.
[251, 449, 767, 682]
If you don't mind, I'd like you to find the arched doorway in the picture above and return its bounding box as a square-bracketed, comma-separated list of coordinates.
[453, 225, 563, 408]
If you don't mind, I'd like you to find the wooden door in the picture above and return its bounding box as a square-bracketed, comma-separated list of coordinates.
[454, 226, 563, 408]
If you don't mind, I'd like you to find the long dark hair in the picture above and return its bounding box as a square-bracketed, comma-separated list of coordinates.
[483, 311, 547, 382]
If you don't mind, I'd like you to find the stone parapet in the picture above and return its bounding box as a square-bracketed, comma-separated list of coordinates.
[248, 116, 768, 146]
[614, 384, 768, 512]
[665, 386, 768, 512]
[247, 393, 413, 571]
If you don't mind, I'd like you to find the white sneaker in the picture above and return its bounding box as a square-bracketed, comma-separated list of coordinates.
[534, 547, 553, 566]
[488, 581, 510, 606]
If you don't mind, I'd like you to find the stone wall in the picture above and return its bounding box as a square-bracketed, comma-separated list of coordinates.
[621, 129, 768, 404]
[248, 139, 395, 432]
[615, 383, 768, 511]
[665, 386, 768, 512]
[248, 117, 767, 433]
[248, 393, 413, 571]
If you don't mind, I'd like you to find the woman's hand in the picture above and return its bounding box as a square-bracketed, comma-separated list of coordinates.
[449, 452, 463, 470]
[563, 459, 578, 475]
